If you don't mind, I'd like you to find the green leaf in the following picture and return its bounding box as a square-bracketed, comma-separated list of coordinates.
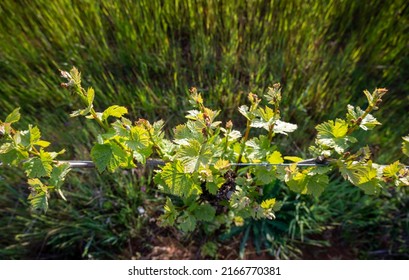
[91, 142, 129, 172]
[402, 135, 409, 157]
[245, 135, 272, 162]
[267, 151, 284, 164]
[382, 161, 406, 187]
[5, 108, 21, 124]
[173, 123, 204, 145]
[27, 178, 48, 212]
[363, 89, 374, 107]
[29, 126, 41, 145]
[155, 161, 201, 197]
[251, 106, 276, 130]
[159, 197, 178, 227]
[315, 119, 356, 153]
[87, 87, 95, 106]
[383, 161, 401, 178]
[128, 126, 151, 148]
[205, 181, 219, 195]
[284, 156, 303, 163]
[18, 125, 50, 148]
[28, 192, 48, 213]
[306, 174, 329, 196]
[177, 212, 197, 232]
[201, 241, 218, 258]
[261, 198, 276, 209]
[193, 204, 216, 222]
[49, 163, 71, 200]
[102, 105, 128, 121]
[346, 105, 381, 130]
[338, 160, 382, 195]
[214, 159, 230, 171]
[285, 166, 329, 197]
[0, 142, 26, 165]
[264, 85, 282, 104]
[70, 67, 81, 86]
[0, 146, 19, 165]
[23, 150, 53, 178]
[254, 167, 275, 185]
[177, 139, 213, 173]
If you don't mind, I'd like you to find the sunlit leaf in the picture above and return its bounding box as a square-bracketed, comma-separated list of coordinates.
[273, 120, 297, 135]
[261, 198, 276, 209]
[155, 161, 201, 197]
[402, 135, 409, 157]
[315, 119, 356, 153]
[346, 105, 381, 130]
[102, 105, 128, 121]
[91, 142, 129, 172]
[23, 149, 53, 178]
[5, 108, 21, 124]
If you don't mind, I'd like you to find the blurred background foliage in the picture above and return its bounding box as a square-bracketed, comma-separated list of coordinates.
[0, 0, 408, 259]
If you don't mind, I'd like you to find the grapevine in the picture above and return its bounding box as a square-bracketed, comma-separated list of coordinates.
[1, 67, 408, 233]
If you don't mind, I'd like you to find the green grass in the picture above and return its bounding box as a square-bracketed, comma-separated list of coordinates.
[0, 0, 408, 259]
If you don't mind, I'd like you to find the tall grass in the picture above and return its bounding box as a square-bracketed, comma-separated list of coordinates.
[1, 0, 407, 157]
[0, 0, 408, 259]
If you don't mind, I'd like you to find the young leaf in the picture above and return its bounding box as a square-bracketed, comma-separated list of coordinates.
[251, 106, 276, 130]
[28, 192, 48, 213]
[338, 160, 382, 195]
[267, 151, 284, 164]
[285, 169, 329, 197]
[261, 198, 276, 209]
[91, 142, 129, 172]
[23, 149, 53, 178]
[273, 120, 297, 135]
[49, 163, 71, 195]
[264, 84, 282, 105]
[27, 178, 49, 212]
[0, 142, 22, 165]
[238, 105, 252, 121]
[315, 119, 356, 153]
[346, 105, 381, 130]
[155, 161, 201, 197]
[87, 87, 95, 107]
[102, 105, 128, 121]
[176, 139, 213, 172]
[383, 161, 401, 179]
[402, 135, 409, 157]
[5, 108, 21, 124]
[214, 159, 230, 171]
[284, 156, 303, 163]
[159, 197, 178, 227]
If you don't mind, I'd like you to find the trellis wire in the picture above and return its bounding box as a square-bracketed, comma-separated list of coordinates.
[1, 159, 409, 169]
[45, 159, 409, 169]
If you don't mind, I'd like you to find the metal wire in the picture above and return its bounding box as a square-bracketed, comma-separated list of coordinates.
[52, 159, 409, 169]
[1, 159, 408, 169]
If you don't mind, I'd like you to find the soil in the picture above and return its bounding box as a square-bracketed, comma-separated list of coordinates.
[124, 220, 359, 260]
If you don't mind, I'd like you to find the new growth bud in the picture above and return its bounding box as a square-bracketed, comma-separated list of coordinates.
[272, 83, 281, 90]
[189, 87, 197, 95]
[226, 120, 233, 130]
[60, 70, 72, 80]
[377, 88, 388, 94]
